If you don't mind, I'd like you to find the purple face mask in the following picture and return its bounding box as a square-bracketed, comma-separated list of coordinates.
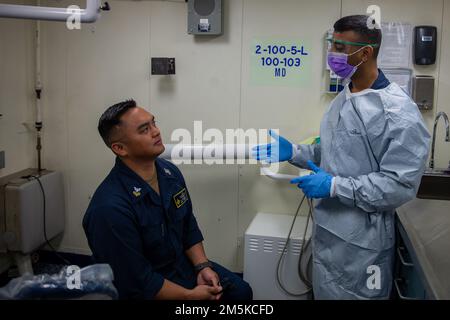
[327, 46, 366, 79]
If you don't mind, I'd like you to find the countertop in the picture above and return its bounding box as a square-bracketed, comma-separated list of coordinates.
[397, 198, 450, 299]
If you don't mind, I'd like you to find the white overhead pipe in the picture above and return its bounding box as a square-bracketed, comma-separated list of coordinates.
[161, 144, 306, 181]
[161, 144, 251, 161]
[0, 0, 101, 22]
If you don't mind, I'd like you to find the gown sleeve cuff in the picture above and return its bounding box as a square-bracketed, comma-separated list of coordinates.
[291, 144, 299, 161]
[330, 177, 335, 197]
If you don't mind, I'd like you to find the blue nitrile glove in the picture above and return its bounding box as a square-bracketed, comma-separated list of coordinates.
[290, 160, 333, 198]
[251, 129, 293, 163]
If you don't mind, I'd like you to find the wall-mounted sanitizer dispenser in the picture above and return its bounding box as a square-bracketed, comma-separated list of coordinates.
[414, 26, 437, 65]
[413, 75, 435, 110]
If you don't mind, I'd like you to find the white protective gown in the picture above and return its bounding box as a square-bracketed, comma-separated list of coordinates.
[290, 82, 431, 299]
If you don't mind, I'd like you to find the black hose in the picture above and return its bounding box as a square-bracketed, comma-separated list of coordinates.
[275, 195, 313, 297]
[26, 174, 71, 266]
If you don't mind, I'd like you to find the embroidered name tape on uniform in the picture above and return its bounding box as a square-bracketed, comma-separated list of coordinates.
[173, 188, 188, 208]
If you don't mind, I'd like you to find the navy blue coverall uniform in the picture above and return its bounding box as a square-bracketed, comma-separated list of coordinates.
[83, 157, 252, 300]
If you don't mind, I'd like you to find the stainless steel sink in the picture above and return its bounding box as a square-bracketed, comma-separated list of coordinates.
[417, 169, 450, 200]
[418, 111, 450, 200]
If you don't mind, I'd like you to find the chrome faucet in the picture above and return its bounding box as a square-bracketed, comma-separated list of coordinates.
[429, 111, 450, 170]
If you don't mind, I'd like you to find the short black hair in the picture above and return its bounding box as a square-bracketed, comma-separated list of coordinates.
[98, 99, 137, 147]
[333, 15, 382, 58]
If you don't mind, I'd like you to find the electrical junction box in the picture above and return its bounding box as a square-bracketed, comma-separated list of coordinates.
[151, 58, 176, 75]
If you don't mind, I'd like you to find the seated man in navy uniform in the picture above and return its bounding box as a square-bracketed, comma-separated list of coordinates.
[83, 99, 253, 300]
